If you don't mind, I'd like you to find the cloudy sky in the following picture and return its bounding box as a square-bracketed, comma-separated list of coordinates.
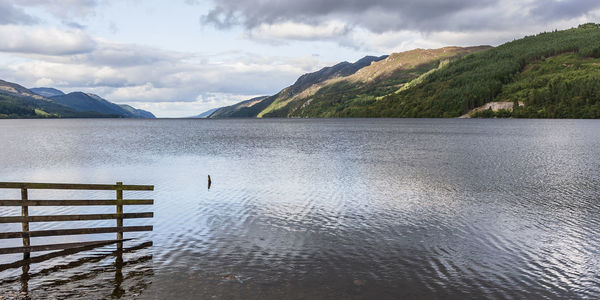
[0, 0, 598, 117]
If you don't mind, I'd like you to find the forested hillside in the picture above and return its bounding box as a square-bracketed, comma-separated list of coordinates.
[0, 79, 155, 118]
[342, 23, 600, 118]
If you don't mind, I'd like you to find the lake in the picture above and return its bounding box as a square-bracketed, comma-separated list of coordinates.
[0, 118, 599, 299]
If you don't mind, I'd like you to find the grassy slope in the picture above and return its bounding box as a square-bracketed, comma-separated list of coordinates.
[261, 46, 490, 117]
[350, 23, 600, 118]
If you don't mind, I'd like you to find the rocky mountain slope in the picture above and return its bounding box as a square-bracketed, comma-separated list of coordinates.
[207, 55, 388, 118]
[206, 47, 488, 118]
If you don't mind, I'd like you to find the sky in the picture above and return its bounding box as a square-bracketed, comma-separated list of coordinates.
[0, 0, 599, 117]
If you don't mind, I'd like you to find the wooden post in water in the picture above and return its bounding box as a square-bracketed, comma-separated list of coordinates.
[21, 188, 30, 260]
[21, 187, 31, 298]
[116, 182, 123, 250]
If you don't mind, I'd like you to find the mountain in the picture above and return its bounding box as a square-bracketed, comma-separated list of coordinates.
[203, 24, 600, 119]
[0, 79, 156, 118]
[285, 55, 389, 95]
[208, 55, 388, 118]
[118, 104, 156, 118]
[189, 107, 220, 118]
[0, 80, 103, 118]
[30, 87, 155, 118]
[343, 23, 600, 118]
[207, 48, 488, 118]
[260, 46, 489, 117]
[49, 92, 155, 118]
[30, 87, 65, 97]
[1, 80, 55, 101]
[208, 96, 270, 118]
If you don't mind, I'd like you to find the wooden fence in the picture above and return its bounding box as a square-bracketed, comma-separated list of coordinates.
[0, 182, 154, 259]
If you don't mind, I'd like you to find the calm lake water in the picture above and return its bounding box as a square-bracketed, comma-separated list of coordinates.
[0, 118, 599, 299]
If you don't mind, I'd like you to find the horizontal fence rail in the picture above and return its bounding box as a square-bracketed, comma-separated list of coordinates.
[0, 199, 153, 206]
[0, 212, 154, 223]
[0, 181, 154, 258]
[0, 182, 154, 191]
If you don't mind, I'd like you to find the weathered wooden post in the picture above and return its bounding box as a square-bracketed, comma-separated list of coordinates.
[116, 182, 123, 250]
[21, 188, 30, 260]
[21, 187, 30, 297]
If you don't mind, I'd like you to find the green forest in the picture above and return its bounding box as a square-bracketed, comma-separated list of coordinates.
[333, 23, 600, 118]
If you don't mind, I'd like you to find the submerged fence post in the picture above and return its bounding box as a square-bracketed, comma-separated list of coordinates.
[21, 188, 30, 260]
[116, 182, 123, 251]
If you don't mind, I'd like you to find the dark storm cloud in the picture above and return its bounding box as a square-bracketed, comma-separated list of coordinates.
[531, 0, 600, 20]
[203, 0, 600, 33]
[202, 0, 496, 32]
[0, 2, 38, 25]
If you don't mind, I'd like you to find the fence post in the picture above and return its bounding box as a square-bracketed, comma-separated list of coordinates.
[116, 182, 123, 249]
[114, 182, 125, 297]
[21, 188, 30, 260]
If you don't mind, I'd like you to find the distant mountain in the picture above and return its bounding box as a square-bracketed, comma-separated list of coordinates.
[0, 79, 156, 118]
[208, 55, 388, 118]
[286, 55, 389, 95]
[0, 80, 53, 101]
[118, 104, 156, 118]
[189, 107, 220, 118]
[0, 79, 101, 118]
[50, 92, 155, 118]
[208, 96, 269, 118]
[30, 87, 65, 98]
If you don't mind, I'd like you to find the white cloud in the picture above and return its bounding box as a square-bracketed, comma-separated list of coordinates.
[0, 25, 96, 55]
[107, 83, 176, 101]
[34, 77, 57, 87]
[14, 0, 101, 19]
[203, 0, 600, 54]
[248, 21, 350, 42]
[128, 93, 261, 118]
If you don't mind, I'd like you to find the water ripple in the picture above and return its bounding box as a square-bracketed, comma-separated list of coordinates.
[1, 119, 600, 299]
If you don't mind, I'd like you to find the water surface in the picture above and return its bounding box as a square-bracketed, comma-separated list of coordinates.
[0, 118, 599, 299]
